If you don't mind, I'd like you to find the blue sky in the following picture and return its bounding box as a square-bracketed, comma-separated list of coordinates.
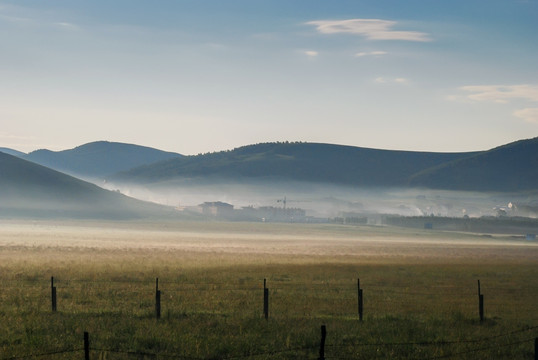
[1, 0, 537, 154]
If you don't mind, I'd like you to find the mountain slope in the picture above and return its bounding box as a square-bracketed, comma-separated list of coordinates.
[0, 147, 26, 157]
[24, 141, 181, 178]
[408, 137, 538, 191]
[0, 151, 173, 219]
[112, 142, 476, 187]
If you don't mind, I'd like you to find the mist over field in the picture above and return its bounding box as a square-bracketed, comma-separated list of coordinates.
[2, 1, 537, 358]
[101, 177, 537, 219]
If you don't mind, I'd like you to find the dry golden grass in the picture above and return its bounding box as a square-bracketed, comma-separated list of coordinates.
[1, 219, 537, 359]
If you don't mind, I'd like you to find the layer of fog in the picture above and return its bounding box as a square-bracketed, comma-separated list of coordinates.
[101, 177, 538, 219]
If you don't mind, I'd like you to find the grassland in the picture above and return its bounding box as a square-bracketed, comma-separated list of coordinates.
[1, 220, 537, 359]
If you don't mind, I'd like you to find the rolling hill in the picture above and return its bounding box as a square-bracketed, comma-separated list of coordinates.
[0, 147, 26, 157]
[111, 138, 538, 192]
[0, 151, 175, 219]
[111, 142, 475, 187]
[407, 137, 538, 191]
[22, 141, 181, 178]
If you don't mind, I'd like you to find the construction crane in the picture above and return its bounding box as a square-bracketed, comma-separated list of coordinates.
[277, 197, 310, 209]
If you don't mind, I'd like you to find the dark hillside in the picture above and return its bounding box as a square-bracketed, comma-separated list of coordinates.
[113, 142, 474, 187]
[24, 141, 181, 178]
[0, 148, 26, 157]
[0, 152, 173, 219]
[408, 137, 538, 191]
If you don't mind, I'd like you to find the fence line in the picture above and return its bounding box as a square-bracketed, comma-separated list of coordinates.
[1, 348, 83, 360]
[3, 277, 538, 291]
[424, 338, 536, 360]
[324, 324, 538, 348]
[91, 348, 206, 360]
[2, 327, 536, 360]
[3, 277, 537, 359]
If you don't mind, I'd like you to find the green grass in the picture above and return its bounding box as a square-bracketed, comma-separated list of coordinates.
[0, 221, 537, 359]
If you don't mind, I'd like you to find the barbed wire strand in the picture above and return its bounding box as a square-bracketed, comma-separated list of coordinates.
[0, 348, 82, 360]
[425, 337, 535, 360]
[91, 348, 205, 360]
[3, 278, 537, 292]
[325, 324, 538, 348]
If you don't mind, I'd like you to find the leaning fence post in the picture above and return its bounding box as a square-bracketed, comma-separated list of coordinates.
[51, 276, 57, 312]
[318, 325, 326, 360]
[357, 278, 363, 321]
[155, 278, 161, 319]
[263, 278, 269, 320]
[84, 331, 89, 360]
[478, 280, 484, 322]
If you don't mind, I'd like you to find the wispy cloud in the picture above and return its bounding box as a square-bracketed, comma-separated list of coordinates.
[513, 108, 538, 124]
[453, 84, 538, 124]
[53, 22, 80, 31]
[306, 19, 431, 42]
[304, 50, 319, 57]
[460, 84, 538, 103]
[355, 50, 387, 57]
[375, 77, 409, 84]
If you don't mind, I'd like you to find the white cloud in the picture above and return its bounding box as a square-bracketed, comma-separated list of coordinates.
[306, 19, 431, 42]
[513, 108, 538, 124]
[460, 84, 538, 103]
[355, 50, 387, 57]
[53, 22, 80, 31]
[304, 50, 319, 57]
[375, 77, 409, 84]
[456, 84, 538, 125]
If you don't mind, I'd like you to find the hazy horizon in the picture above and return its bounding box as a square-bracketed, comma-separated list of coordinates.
[1, 1, 537, 155]
[2, 136, 535, 157]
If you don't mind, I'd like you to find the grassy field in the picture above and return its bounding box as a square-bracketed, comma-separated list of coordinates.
[1, 220, 537, 359]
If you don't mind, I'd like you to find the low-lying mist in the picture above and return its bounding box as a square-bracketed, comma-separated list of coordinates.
[101, 177, 538, 220]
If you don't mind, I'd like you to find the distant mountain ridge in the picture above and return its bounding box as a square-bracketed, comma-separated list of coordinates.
[111, 138, 538, 192]
[113, 142, 473, 186]
[0, 151, 174, 219]
[407, 137, 538, 191]
[0, 147, 26, 157]
[22, 141, 182, 178]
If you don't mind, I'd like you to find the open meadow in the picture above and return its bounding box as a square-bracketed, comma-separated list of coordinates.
[1, 220, 537, 359]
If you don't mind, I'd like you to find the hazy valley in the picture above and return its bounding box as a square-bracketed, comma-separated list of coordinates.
[1, 138, 537, 230]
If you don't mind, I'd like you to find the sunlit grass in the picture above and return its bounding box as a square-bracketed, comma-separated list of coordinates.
[1, 220, 537, 359]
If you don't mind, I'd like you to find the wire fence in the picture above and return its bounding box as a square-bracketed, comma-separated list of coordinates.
[2, 326, 537, 360]
[2, 277, 538, 359]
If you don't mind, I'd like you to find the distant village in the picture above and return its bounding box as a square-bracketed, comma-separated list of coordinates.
[173, 200, 537, 240]
[177, 201, 319, 223]
[176, 201, 378, 226]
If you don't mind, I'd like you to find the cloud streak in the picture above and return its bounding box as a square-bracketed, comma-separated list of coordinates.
[355, 50, 387, 57]
[456, 84, 538, 124]
[460, 84, 538, 103]
[306, 19, 431, 42]
[375, 77, 409, 84]
[513, 108, 538, 124]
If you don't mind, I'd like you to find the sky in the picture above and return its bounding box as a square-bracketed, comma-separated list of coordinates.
[1, 0, 537, 155]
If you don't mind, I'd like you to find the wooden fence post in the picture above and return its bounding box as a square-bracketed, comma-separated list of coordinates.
[51, 276, 57, 312]
[357, 278, 363, 321]
[318, 325, 326, 360]
[155, 278, 161, 319]
[478, 280, 484, 322]
[84, 331, 89, 360]
[263, 278, 269, 320]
